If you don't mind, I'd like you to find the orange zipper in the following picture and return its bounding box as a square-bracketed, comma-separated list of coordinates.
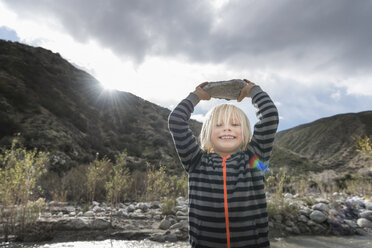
[222, 155, 231, 248]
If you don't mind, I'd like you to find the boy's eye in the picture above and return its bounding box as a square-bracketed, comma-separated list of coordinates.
[216, 124, 222, 127]
[232, 123, 240, 126]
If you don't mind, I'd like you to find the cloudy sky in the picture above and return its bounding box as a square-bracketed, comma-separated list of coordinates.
[1, 0, 371, 131]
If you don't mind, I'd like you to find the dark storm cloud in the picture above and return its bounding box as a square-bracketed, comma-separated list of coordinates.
[3, 0, 372, 73]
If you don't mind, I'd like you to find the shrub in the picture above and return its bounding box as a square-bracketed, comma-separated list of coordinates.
[144, 163, 171, 201]
[86, 154, 112, 202]
[105, 151, 131, 207]
[161, 197, 177, 215]
[0, 137, 48, 241]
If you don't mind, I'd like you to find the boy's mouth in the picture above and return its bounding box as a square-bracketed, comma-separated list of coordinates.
[219, 135, 236, 140]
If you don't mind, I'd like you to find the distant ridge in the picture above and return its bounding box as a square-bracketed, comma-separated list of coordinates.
[271, 110, 372, 178]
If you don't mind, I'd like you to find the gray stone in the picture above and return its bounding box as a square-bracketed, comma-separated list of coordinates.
[310, 210, 327, 223]
[136, 202, 149, 212]
[159, 219, 172, 230]
[127, 205, 135, 213]
[176, 210, 187, 216]
[54, 218, 88, 230]
[134, 209, 142, 214]
[91, 218, 110, 229]
[298, 215, 309, 223]
[93, 206, 105, 213]
[284, 220, 294, 227]
[64, 206, 76, 213]
[116, 209, 128, 217]
[201, 79, 247, 100]
[365, 200, 372, 210]
[312, 203, 329, 213]
[175, 205, 188, 212]
[165, 233, 178, 242]
[84, 211, 94, 217]
[315, 198, 329, 204]
[347, 197, 365, 209]
[154, 215, 162, 220]
[344, 219, 358, 228]
[177, 197, 186, 206]
[357, 218, 372, 228]
[42, 212, 52, 218]
[360, 210, 372, 221]
[284, 193, 294, 199]
[299, 207, 311, 217]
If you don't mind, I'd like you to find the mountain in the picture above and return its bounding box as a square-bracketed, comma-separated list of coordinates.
[0, 39, 201, 174]
[0, 39, 370, 182]
[270, 111, 372, 180]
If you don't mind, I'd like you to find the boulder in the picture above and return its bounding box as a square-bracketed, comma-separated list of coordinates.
[360, 210, 372, 221]
[54, 218, 88, 230]
[357, 218, 372, 228]
[84, 211, 94, 217]
[136, 202, 149, 212]
[298, 215, 309, 223]
[312, 203, 329, 213]
[159, 219, 172, 230]
[310, 210, 327, 223]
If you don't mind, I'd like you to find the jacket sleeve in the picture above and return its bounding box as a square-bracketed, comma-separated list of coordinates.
[168, 93, 203, 173]
[246, 86, 279, 162]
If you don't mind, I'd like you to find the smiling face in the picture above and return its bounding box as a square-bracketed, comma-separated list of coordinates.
[200, 104, 252, 156]
[210, 117, 243, 157]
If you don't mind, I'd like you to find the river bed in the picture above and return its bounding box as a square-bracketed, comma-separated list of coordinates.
[2, 235, 372, 248]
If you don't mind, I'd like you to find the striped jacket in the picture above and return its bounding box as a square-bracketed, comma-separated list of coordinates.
[168, 86, 279, 248]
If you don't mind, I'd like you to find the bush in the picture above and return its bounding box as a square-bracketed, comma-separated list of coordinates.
[0, 137, 48, 241]
[86, 154, 112, 202]
[105, 151, 132, 207]
[161, 197, 177, 215]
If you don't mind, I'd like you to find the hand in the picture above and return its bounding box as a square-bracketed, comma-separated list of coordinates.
[237, 79, 256, 102]
[193, 82, 211, 101]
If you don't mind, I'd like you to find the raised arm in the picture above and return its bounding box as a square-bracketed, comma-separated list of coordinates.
[248, 87, 279, 161]
[240, 80, 279, 161]
[168, 83, 210, 173]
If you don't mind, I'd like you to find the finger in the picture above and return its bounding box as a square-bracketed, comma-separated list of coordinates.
[244, 79, 255, 86]
[199, 82, 209, 88]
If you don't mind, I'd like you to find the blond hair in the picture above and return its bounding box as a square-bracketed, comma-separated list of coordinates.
[200, 104, 252, 153]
